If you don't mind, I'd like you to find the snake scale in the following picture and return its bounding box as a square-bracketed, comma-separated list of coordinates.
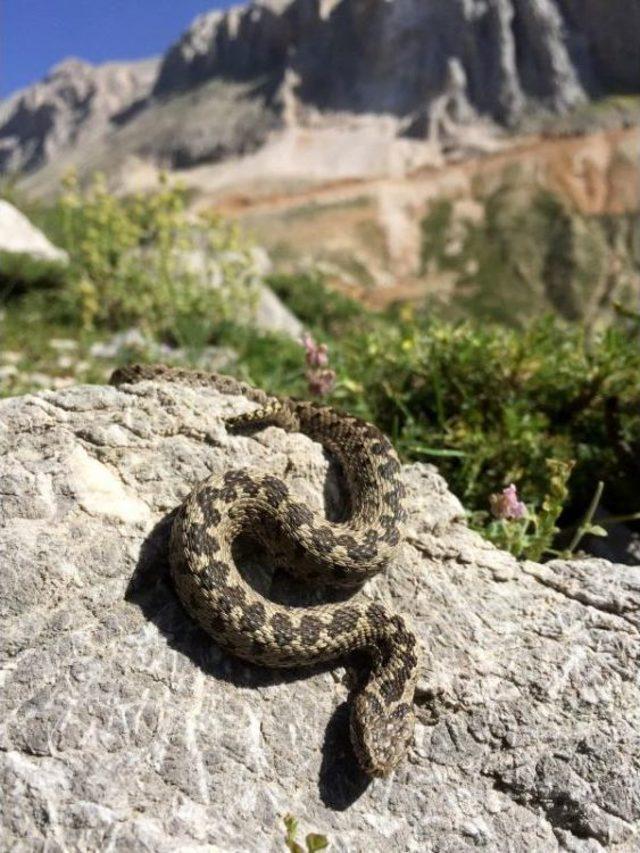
[111, 364, 419, 777]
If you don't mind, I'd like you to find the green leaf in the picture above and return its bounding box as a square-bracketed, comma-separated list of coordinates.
[306, 833, 329, 851]
[283, 814, 299, 848]
[587, 525, 608, 537]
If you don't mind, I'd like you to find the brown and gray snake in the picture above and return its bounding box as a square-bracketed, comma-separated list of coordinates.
[111, 364, 419, 777]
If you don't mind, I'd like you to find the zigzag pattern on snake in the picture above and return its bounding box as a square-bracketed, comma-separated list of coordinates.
[110, 364, 419, 777]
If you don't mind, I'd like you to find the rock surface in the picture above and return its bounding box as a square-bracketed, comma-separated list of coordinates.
[2, 0, 640, 182]
[179, 246, 304, 340]
[1, 378, 639, 851]
[0, 199, 68, 263]
[0, 57, 158, 176]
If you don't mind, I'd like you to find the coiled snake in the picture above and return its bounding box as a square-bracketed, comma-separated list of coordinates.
[111, 364, 419, 777]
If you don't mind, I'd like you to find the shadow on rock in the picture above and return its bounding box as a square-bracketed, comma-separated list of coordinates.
[319, 701, 371, 809]
[126, 512, 372, 807]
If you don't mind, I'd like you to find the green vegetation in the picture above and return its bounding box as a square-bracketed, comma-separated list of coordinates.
[283, 814, 329, 852]
[0, 250, 68, 298]
[2, 177, 639, 561]
[55, 172, 260, 343]
[268, 269, 369, 337]
[419, 181, 640, 328]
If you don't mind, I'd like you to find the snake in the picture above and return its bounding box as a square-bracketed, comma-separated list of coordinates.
[110, 364, 419, 777]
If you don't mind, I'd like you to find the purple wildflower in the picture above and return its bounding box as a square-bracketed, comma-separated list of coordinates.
[300, 332, 334, 396]
[490, 484, 527, 520]
[301, 332, 329, 368]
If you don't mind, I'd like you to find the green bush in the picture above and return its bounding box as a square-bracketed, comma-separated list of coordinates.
[226, 302, 640, 558]
[52, 171, 261, 344]
[336, 314, 639, 518]
[267, 270, 367, 337]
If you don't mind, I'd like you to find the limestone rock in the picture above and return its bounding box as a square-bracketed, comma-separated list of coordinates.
[3, 1, 640, 183]
[0, 199, 68, 263]
[1, 378, 639, 850]
[0, 57, 158, 175]
[179, 246, 304, 339]
[153, 0, 589, 124]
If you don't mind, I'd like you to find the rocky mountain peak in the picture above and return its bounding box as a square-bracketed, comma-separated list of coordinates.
[0, 57, 159, 175]
[0, 0, 638, 183]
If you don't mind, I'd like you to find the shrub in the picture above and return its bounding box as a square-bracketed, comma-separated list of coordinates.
[233, 299, 639, 559]
[54, 171, 261, 344]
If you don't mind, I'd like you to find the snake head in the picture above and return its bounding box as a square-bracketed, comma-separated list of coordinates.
[350, 693, 415, 778]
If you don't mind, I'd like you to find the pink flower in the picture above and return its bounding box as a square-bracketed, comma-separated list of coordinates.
[306, 368, 336, 397]
[300, 332, 334, 396]
[301, 332, 329, 368]
[490, 484, 527, 520]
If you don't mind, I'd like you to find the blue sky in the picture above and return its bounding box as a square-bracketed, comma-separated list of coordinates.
[1, 0, 236, 98]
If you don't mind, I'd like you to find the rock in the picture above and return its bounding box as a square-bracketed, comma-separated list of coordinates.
[0, 200, 68, 263]
[0, 57, 158, 175]
[3, 1, 640, 184]
[1, 378, 639, 850]
[254, 283, 304, 339]
[556, 0, 640, 93]
[152, 0, 588, 124]
[88, 328, 238, 371]
[179, 246, 304, 339]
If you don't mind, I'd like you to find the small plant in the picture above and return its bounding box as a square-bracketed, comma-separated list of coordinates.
[55, 171, 261, 342]
[283, 814, 329, 852]
[478, 461, 574, 560]
[301, 332, 336, 397]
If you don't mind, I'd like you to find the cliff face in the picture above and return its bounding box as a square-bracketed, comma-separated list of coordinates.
[154, 0, 639, 124]
[1, 0, 639, 180]
[0, 57, 158, 175]
[556, 0, 640, 93]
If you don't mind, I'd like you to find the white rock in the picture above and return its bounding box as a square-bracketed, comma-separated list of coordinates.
[0, 200, 68, 263]
[0, 378, 638, 850]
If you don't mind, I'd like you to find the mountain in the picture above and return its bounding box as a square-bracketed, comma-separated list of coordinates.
[0, 58, 158, 176]
[1, 0, 638, 323]
[1, 0, 639, 186]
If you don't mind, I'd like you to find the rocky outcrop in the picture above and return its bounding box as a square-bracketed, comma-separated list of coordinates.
[179, 246, 304, 339]
[1, 378, 639, 850]
[154, 0, 639, 126]
[153, 0, 589, 124]
[0, 199, 68, 263]
[556, 0, 640, 94]
[0, 57, 158, 174]
[2, 1, 640, 182]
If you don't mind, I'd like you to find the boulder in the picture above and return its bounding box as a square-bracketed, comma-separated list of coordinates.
[179, 246, 304, 340]
[0, 200, 68, 264]
[1, 378, 639, 850]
